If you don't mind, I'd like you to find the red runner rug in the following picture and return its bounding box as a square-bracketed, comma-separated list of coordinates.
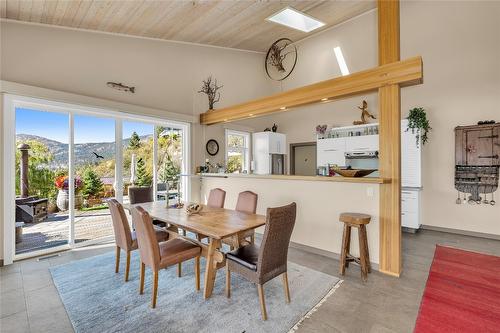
[414, 245, 500, 333]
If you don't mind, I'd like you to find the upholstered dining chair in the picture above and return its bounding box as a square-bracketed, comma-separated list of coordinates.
[225, 202, 297, 320]
[234, 191, 258, 244]
[207, 188, 226, 208]
[193, 188, 227, 243]
[128, 186, 166, 228]
[131, 205, 202, 308]
[108, 199, 169, 282]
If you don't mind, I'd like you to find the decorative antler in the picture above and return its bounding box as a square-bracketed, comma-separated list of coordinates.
[198, 76, 223, 110]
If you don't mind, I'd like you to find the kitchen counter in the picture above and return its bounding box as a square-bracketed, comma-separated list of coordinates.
[195, 173, 382, 266]
[196, 173, 390, 184]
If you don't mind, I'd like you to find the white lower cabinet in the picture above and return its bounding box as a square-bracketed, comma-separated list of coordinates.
[401, 189, 421, 230]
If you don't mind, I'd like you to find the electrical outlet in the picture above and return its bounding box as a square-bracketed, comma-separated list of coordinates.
[366, 187, 374, 197]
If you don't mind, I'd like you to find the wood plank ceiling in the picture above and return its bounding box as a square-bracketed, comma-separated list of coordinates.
[0, 0, 375, 52]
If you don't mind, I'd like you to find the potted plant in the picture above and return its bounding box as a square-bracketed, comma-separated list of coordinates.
[407, 107, 431, 147]
[55, 175, 83, 211]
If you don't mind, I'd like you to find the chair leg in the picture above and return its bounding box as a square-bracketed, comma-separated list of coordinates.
[257, 284, 267, 320]
[125, 251, 131, 282]
[151, 270, 159, 308]
[139, 262, 145, 295]
[177, 262, 182, 278]
[195, 256, 200, 291]
[282, 272, 291, 303]
[182, 229, 187, 236]
[225, 261, 231, 298]
[250, 233, 255, 244]
[115, 246, 120, 273]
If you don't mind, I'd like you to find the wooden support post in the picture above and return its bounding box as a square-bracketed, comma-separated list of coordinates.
[378, 0, 402, 276]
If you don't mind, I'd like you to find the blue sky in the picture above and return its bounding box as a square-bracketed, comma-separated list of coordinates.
[16, 108, 154, 144]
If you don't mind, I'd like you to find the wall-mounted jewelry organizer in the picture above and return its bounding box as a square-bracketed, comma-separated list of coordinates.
[455, 123, 499, 205]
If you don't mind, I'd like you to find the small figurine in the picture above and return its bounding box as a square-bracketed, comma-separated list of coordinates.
[353, 100, 376, 125]
[272, 123, 278, 132]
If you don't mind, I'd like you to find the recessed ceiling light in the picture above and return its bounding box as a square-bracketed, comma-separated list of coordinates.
[280, 107, 287, 110]
[321, 98, 328, 101]
[334, 46, 350, 76]
[266, 7, 325, 33]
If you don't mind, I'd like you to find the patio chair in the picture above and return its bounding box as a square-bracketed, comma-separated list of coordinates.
[108, 199, 169, 282]
[131, 205, 201, 308]
[225, 202, 297, 320]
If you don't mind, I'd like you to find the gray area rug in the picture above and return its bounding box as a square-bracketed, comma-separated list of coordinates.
[50, 251, 341, 333]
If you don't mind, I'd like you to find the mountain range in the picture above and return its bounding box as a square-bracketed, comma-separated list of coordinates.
[16, 134, 152, 168]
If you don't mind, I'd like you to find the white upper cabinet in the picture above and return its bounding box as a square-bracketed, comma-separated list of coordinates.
[317, 138, 346, 167]
[345, 135, 379, 151]
[253, 132, 286, 155]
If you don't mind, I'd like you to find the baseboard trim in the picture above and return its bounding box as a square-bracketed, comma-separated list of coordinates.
[421, 225, 500, 241]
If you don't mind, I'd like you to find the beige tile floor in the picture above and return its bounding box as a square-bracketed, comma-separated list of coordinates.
[1, 230, 499, 333]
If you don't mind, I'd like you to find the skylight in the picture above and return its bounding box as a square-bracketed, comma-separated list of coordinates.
[266, 7, 325, 33]
[334, 46, 350, 76]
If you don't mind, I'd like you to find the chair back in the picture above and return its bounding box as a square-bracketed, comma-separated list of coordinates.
[108, 199, 133, 250]
[235, 191, 258, 214]
[207, 188, 226, 208]
[128, 186, 153, 204]
[257, 203, 297, 280]
[131, 206, 161, 270]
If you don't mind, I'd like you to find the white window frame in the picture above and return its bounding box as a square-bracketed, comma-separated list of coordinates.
[2, 94, 191, 264]
[225, 129, 250, 173]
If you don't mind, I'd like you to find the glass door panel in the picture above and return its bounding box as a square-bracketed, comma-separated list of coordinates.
[156, 126, 184, 204]
[15, 108, 69, 254]
[122, 121, 154, 204]
[74, 115, 115, 244]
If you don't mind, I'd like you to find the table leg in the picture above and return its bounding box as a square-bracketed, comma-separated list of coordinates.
[203, 238, 221, 299]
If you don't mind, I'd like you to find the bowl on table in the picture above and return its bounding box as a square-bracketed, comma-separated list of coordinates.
[333, 168, 377, 178]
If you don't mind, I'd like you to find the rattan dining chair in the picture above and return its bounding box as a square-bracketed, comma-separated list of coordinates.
[225, 202, 297, 320]
[131, 205, 201, 308]
[108, 199, 169, 282]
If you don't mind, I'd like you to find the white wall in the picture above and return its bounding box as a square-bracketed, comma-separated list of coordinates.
[233, 1, 500, 236]
[0, 20, 275, 261]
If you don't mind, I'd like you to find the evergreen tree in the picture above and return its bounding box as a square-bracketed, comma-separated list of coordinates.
[82, 168, 104, 198]
[129, 131, 141, 149]
[135, 158, 152, 186]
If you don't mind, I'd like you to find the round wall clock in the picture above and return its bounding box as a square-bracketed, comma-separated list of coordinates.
[206, 139, 219, 156]
[265, 38, 298, 81]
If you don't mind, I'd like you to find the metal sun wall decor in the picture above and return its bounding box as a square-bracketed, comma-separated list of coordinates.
[198, 76, 223, 110]
[265, 38, 298, 81]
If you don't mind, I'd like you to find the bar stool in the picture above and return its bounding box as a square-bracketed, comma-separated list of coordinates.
[339, 212, 371, 281]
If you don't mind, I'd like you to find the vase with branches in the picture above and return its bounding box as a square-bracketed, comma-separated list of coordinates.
[198, 76, 223, 110]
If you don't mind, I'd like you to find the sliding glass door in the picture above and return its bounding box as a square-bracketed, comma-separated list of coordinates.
[74, 115, 116, 245]
[14, 107, 70, 255]
[5, 95, 191, 261]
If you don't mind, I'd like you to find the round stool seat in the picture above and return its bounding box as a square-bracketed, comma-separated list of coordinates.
[339, 212, 371, 225]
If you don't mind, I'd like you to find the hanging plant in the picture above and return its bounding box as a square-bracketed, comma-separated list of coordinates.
[407, 107, 431, 147]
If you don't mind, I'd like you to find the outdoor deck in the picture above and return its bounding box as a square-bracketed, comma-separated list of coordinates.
[16, 208, 115, 254]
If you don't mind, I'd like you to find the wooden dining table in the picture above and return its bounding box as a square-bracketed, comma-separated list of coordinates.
[128, 201, 266, 299]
